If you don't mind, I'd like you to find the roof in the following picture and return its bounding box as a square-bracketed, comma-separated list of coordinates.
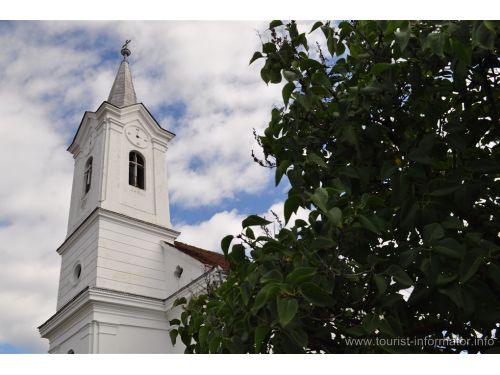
[108, 57, 137, 107]
[173, 241, 230, 272]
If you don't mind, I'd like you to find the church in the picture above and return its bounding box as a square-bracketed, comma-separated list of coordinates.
[38, 42, 229, 354]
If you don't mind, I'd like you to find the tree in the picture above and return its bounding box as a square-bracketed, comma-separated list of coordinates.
[170, 20, 500, 353]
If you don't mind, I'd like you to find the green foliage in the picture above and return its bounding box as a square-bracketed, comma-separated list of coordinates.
[171, 20, 500, 353]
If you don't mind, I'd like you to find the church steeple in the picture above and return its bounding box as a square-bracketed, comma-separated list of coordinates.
[108, 40, 137, 107]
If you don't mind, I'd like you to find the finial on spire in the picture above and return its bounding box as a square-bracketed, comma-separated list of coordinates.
[121, 39, 132, 61]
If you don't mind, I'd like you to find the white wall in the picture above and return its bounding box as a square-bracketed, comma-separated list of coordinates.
[57, 218, 99, 309]
[67, 114, 104, 235]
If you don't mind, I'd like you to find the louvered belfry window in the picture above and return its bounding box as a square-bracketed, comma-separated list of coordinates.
[129, 151, 145, 189]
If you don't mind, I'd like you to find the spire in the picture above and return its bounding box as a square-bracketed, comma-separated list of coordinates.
[107, 40, 137, 108]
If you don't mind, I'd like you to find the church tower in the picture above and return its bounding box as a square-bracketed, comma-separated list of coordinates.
[38, 42, 228, 354]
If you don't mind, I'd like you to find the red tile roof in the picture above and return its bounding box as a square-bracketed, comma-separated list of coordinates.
[173, 241, 230, 272]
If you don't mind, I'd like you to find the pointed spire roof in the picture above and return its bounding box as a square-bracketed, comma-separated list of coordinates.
[108, 40, 137, 108]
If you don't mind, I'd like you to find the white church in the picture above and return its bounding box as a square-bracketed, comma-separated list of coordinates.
[38, 42, 229, 354]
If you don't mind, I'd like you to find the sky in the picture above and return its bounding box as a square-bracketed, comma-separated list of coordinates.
[0, 2, 494, 357]
[0, 20, 323, 354]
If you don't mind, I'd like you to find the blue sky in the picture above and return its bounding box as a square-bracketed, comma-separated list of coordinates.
[0, 20, 322, 354]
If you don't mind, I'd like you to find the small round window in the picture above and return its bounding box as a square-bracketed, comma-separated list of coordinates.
[73, 263, 82, 282]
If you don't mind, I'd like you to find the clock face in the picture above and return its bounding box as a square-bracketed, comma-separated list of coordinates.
[125, 126, 149, 148]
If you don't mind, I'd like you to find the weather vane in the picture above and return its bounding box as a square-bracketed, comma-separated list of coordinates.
[121, 39, 132, 60]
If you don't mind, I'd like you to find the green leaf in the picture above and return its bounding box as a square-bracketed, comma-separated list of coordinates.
[221, 235, 233, 256]
[169, 318, 180, 326]
[378, 318, 397, 337]
[296, 93, 312, 111]
[242, 215, 272, 228]
[286, 267, 316, 285]
[270, 20, 283, 28]
[209, 336, 221, 353]
[438, 285, 463, 308]
[276, 159, 292, 186]
[198, 326, 209, 345]
[284, 195, 301, 224]
[169, 329, 178, 345]
[371, 63, 392, 75]
[473, 22, 496, 49]
[358, 214, 381, 235]
[450, 38, 471, 65]
[240, 282, 251, 306]
[422, 223, 445, 245]
[282, 82, 295, 106]
[309, 21, 323, 33]
[430, 185, 461, 197]
[426, 32, 444, 57]
[252, 284, 281, 313]
[374, 274, 388, 294]
[442, 216, 464, 230]
[300, 282, 335, 306]
[407, 149, 433, 165]
[483, 20, 499, 32]
[289, 328, 308, 348]
[260, 66, 270, 84]
[486, 263, 500, 287]
[252, 287, 269, 313]
[327, 33, 336, 56]
[307, 152, 327, 168]
[362, 314, 379, 334]
[469, 159, 500, 173]
[386, 265, 413, 287]
[254, 325, 270, 353]
[311, 71, 331, 89]
[229, 245, 246, 265]
[249, 51, 263, 65]
[460, 256, 483, 284]
[433, 238, 464, 259]
[326, 207, 342, 226]
[381, 161, 397, 179]
[173, 297, 187, 307]
[261, 269, 283, 283]
[399, 249, 417, 267]
[283, 70, 297, 82]
[436, 273, 458, 287]
[395, 31, 410, 51]
[277, 297, 299, 327]
[310, 187, 329, 211]
[245, 227, 255, 240]
[345, 325, 365, 337]
[400, 201, 419, 229]
[262, 42, 276, 54]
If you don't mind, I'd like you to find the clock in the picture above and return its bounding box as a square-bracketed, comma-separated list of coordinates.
[125, 126, 149, 148]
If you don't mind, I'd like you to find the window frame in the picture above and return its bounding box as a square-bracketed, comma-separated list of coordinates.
[129, 151, 145, 190]
[84, 157, 93, 194]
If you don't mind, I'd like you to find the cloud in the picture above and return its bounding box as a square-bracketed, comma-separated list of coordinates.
[0, 20, 318, 352]
[176, 209, 245, 251]
[0, 20, 282, 352]
[0, 90, 71, 352]
[177, 200, 310, 251]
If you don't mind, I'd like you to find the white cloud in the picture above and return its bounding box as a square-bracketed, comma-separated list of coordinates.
[177, 200, 310, 251]
[176, 209, 246, 251]
[0, 20, 289, 352]
[0, 90, 71, 352]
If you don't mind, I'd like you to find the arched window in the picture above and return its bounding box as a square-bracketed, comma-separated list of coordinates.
[67, 349, 75, 354]
[129, 151, 145, 189]
[84, 157, 93, 194]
